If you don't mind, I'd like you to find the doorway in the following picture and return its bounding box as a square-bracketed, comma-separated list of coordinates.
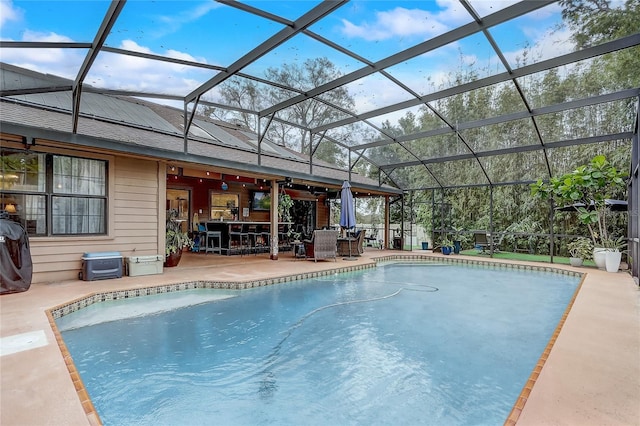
[167, 188, 191, 233]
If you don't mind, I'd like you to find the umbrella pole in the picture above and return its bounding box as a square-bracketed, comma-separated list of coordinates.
[344, 229, 357, 261]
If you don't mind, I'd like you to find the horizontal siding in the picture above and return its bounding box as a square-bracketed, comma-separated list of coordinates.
[114, 221, 158, 231]
[113, 228, 158, 238]
[28, 155, 163, 283]
[34, 270, 81, 284]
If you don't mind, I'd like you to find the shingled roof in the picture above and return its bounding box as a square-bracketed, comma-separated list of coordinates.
[0, 62, 399, 196]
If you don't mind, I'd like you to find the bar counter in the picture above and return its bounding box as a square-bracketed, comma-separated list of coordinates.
[200, 221, 293, 254]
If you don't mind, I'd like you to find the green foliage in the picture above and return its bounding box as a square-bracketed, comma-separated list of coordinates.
[531, 155, 627, 246]
[504, 217, 543, 253]
[214, 57, 355, 166]
[602, 235, 627, 252]
[278, 193, 294, 223]
[560, 0, 640, 48]
[567, 237, 594, 259]
[165, 209, 193, 256]
[451, 225, 465, 241]
[439, 236, 454, 248]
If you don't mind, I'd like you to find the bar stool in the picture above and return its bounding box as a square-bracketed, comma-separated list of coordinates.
[205, 231, 222, 254]
[193, 223, 207, 252]
[240, 223, 253, 255]
[246, 224, 260, 254]
[229, 223, 245, 255]
[278, 224, 289, 251]
[260, 224, 271, 253]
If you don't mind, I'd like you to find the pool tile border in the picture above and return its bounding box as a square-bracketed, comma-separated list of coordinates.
[45, 255, 583, 426]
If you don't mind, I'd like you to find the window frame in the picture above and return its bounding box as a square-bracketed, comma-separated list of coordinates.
[209, 191, 239, 221]
[0, 148, 109, 237]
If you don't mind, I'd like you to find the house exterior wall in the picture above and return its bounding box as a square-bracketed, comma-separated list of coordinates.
[1, 138, 164, 284]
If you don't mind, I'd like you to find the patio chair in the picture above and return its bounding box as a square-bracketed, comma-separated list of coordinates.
[364, 228, 378, 248]
[356, 229, 366, 254]
[303, 229, 339, 262]
[337, 229, 366, 256]
[474, 231, 501, 253]
[474, 232, 489, 253]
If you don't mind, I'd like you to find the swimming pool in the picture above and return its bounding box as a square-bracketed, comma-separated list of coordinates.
[57, 262, 580, 425]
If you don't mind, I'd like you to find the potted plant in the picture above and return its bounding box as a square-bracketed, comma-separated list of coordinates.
[451, 226, 465, 254]
[278, 192, 299, 245]
[566, 237, 593, 267]
[165, 209, 193, 267]
[440, 236, 454, 255]
[602, 236, 627, 273]
[278, 192, 293, 222]
[531, 155, 627, 269]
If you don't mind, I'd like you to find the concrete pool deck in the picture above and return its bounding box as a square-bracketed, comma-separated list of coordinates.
[1, 249, 638, 425]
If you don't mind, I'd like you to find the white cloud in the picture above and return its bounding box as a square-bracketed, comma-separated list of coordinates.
[340, 5, 455, 42]
[0, 30, 82, 78]
[21, 29, 73, 43]
[434, 0, 474, 22]
[503, 27, 575, 67]
[81, 39, 211, 95]
[1, 28, 213, 97]
[150, 1, 221, 39]
[0, 0, 22, 27]
[467, 0, 519, 18]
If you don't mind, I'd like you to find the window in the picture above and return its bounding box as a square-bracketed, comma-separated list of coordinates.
[0, 149, 107, 236]
[210, 192, 238, 220]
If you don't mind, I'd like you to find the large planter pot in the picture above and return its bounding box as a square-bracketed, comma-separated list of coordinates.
[421, 242, 429, 250]
[593, 248, 607, 269]
[164, 250, 182, 268]
[605, 250, 622, 273]
[453, 241, 461, 254]
[442, 246, 452, 255]
[569, 257, 584, 267]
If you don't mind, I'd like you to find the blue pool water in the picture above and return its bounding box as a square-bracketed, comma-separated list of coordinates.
[57, 263, 580, 425]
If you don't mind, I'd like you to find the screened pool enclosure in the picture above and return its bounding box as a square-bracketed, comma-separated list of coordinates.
[0, 0, 638, 279]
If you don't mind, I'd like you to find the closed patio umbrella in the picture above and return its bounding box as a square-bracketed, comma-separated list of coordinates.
[339, 181, 357, 261]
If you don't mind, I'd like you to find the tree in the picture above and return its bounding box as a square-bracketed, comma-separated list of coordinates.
[530, 155, 627, 247]
[560, 0, 640, 49]
[212, 57, 357, 165]
[560, 0, 640, 89]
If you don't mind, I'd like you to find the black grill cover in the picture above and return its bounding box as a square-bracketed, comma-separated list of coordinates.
[0, 217, 33, 294]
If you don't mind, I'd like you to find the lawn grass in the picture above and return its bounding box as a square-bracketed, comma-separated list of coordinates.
[459, 249, 597, 267]
[409, 246, 596, 268]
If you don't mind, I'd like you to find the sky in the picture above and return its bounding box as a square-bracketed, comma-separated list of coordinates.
[0, 0, 571, 124]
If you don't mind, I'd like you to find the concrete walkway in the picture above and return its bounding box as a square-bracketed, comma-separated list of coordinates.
[1, 250, 638, 425]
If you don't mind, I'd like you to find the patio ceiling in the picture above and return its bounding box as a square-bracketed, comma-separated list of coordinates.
[0, 0, 638, 191]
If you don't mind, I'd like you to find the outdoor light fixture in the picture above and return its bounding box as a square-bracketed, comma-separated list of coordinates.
[221, 182, 228, 190]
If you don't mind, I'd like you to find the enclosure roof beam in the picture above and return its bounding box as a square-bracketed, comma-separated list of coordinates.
[378, 132, 634, 170]
[184, 0, 345, 105]
[312, 33, 640, 134]
[71, 0, 125, 133]
[355, 88, 640, 150]
[260, 1, 553, 118]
